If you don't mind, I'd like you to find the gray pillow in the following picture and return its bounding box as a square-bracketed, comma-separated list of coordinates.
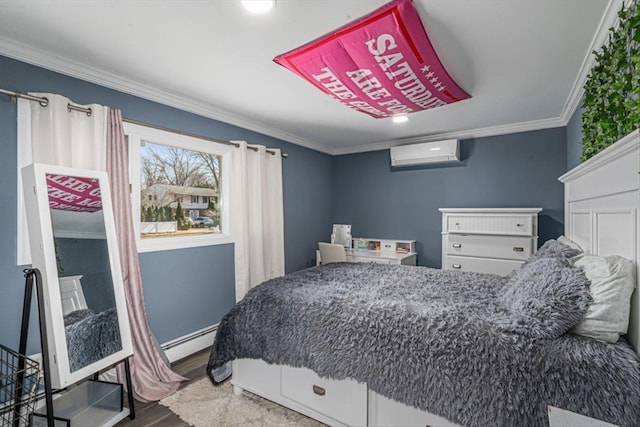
[498, 257, 592, 339]
[526, 239, 583, 265]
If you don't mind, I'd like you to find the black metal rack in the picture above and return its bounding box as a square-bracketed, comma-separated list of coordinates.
[0, 344, 41, 427]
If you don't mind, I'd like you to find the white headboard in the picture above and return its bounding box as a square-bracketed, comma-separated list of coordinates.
[559, 129, 639, 355]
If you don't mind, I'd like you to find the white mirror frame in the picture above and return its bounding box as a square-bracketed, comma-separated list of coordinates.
[22, 163, 133, 389]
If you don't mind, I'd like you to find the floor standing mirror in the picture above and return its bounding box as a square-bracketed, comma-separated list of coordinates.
[21, 163, 134, 426]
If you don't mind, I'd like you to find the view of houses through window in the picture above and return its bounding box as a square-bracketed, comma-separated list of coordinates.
[140, 140, 222, 238]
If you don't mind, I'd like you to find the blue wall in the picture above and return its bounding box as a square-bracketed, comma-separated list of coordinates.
[566, 104, 584, 170]
[332, 128, 567, 268]
[0, 55, 333, 351]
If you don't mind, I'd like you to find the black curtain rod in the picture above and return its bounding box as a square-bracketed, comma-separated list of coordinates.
[0, 88, 288, 158]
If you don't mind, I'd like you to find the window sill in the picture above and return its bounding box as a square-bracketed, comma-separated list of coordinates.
[137, 233, 234, 253]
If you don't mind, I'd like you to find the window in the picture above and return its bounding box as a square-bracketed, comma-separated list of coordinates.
[125, 122, 232, 252]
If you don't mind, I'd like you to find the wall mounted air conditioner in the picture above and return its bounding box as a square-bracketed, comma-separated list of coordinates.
[390, 139, 459, 167]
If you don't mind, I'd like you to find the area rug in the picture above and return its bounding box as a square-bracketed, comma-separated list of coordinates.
[159, 378, 326, 427]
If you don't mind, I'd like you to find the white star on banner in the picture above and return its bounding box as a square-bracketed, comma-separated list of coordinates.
[438, 85, 446, 92]
[421, 65, 431, 73]
[430, 76, 439, 84]
[426, 72, 434, 79]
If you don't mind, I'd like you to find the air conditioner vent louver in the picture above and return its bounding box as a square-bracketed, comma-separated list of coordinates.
[390, 139, 459, 167]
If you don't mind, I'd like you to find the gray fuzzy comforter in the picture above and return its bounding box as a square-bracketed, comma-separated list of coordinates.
[65, 307, 122, 372]
[208, 254, 640, 426]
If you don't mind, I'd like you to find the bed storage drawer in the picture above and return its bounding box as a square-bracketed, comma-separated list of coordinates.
[281, 365, 367, 426]
[444, 255, 523, 276]
[445, 214, 534, 236]
[444, 234, 533, 261]
[368, 390, 459, 427]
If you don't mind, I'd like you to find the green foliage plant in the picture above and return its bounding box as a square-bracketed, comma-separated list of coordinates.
[175, 200, 191, 230]
[582, 0, 639, 161]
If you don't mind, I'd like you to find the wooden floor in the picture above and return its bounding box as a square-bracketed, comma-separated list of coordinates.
[117, 349, 210, 427]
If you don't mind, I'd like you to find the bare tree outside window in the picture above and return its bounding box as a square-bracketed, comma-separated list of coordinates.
[140, 140, 222, 238]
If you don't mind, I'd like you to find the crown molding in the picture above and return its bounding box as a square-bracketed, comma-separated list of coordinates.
[0, 38, 334, 155]
[331, 117, 566, 155]
[560, 0, 623, 123]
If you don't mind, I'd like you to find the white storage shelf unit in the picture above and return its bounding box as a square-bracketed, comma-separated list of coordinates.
[348, 238, 417, 265]
[440, 208, 542, 275]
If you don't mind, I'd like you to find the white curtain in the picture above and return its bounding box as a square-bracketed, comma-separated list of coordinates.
[231, 141, 285, 301]
[17, 94, 108, 264]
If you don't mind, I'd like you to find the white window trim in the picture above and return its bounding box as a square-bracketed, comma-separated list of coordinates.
[125, 122, 233, 253]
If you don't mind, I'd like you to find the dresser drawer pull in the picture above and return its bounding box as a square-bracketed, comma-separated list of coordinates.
[452, 243, 462, 248]
[513, 247, 524, 252]
[452, 264, 462, 269]
[312, 385, 326, 396]
[516, 223, 523, 227]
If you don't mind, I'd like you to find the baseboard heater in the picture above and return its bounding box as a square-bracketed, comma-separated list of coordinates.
[162, 324, 218, 351]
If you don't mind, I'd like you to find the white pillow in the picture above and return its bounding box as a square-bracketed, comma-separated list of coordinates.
[571, 254, 636, 343]
[557, 235, 583, 252]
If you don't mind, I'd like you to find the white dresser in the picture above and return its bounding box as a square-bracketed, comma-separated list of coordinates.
[440, 208, 542, 275]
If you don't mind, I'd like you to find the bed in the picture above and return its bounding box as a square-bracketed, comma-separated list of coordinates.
[207, 130, 640, 427]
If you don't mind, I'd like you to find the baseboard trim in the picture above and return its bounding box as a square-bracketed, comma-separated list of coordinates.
[162, 324, 218, 363]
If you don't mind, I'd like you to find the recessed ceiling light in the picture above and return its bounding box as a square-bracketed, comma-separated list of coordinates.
[392, 115, 409, 124]
[241, 0, 276, 14]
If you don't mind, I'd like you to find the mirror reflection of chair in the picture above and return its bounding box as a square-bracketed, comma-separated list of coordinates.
[318, 242, 347, 264]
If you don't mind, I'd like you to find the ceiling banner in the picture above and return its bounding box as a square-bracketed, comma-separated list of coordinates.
[46, 174, 103, 212]
[274, 0, 470, 119]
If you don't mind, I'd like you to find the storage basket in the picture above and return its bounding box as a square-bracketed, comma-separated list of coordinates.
[0, 344, 41, 427]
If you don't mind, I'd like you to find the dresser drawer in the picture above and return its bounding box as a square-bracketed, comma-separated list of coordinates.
[444, 234, 533, 261]
[444, 255, 523, 276]
[445, 214, 533, 236]
[281, 366, 367, 426]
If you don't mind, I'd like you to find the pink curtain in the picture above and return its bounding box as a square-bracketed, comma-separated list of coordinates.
[107, 109, 187, 402]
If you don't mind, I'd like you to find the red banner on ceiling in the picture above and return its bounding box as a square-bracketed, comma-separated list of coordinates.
[274, 0, 470, 119]
[46, 174, 102, 213]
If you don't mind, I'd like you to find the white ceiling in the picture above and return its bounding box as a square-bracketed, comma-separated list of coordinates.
[0, 0, 618, 155]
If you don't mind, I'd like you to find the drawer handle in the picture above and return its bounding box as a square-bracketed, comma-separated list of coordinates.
[513, 247, 524, 252]
[516, 223, 523, 227]
[452, 243, 462, 248]
[452, 264, 462, 269]
[312, 385, 326, 396]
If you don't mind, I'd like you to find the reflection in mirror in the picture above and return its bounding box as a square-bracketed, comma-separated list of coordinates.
[46, 173, 122, 372]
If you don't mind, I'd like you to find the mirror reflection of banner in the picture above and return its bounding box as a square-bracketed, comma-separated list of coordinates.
[46, 174, 103, 212]
[274, 0, 470, 118]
